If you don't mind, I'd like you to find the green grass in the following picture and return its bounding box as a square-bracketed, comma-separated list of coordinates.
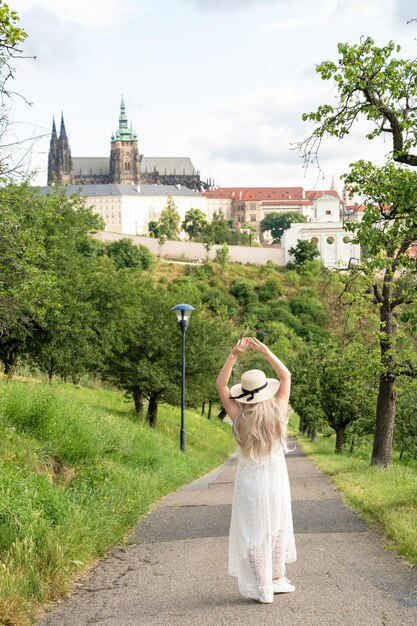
[288, 413, 417, 567]
[0, 380, 235, 625]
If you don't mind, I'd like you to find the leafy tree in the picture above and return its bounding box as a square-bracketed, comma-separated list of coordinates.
[210, 210, 233, 244]
[299, 38, 417, 169]
[288, 343, 326, 438]
[320, 343, 377, 453]
[341, 161, 417, 466]
[102, 277, 233, 426]
[0, 4, 31, 178]
[260, 212, 306, 243]
[288, 240, 320, 266]
[395, 379, 417, 460]
[182, 208, 207, 239]
[0, 183, 103, 375]
[159, 196, 181, 239]
[214, 243, 230, 273]
[105, 238, 152, 270]
[148, 220, 160, 238]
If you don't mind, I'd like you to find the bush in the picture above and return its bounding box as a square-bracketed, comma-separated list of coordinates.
[289, 295, 328, 325]
[203, 289, 238, 317]
[258, 277, 283, 302]
[230, 278, 258, 305]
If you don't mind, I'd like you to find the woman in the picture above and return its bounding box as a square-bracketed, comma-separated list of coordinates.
[216, 337, 296, 604]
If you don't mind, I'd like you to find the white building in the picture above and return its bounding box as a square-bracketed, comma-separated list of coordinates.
[40, 183, 207, 236]
[281, 221, 361, 268]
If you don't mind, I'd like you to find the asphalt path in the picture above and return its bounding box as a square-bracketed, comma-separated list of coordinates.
[39, 441, 417, 626]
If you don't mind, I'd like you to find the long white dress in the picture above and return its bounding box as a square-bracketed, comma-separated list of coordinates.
[228, 439, 297, 600]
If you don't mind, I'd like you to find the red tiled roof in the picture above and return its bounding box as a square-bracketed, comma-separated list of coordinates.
[204, 187, 343, 202]
[203, 187, 305, 201]
[306, 189, 341, 201]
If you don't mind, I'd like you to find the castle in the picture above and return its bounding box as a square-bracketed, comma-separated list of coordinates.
[47, 98, 203, 190]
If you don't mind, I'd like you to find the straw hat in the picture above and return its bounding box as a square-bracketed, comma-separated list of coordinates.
[229, 369, 279, 404]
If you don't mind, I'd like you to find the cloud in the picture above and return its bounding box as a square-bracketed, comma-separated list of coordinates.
[186, 0, 283, 11]
[394, 0, 417, 24]
[12, 0, 144, 28]
[15, 7, 90, 70]
[193, 87, 307, 168]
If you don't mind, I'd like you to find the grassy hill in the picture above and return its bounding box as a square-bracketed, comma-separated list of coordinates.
[0, 379, 234, 625]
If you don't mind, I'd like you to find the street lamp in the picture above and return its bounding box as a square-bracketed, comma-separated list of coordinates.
[171, 304, 195, 452]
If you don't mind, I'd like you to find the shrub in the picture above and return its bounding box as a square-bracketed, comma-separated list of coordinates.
[258, 277, 283, 302]
[230, 278, 258, 305]
[203, 289, 238, 317]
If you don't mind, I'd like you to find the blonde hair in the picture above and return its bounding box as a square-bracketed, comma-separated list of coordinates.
[233, 396, 288, 462]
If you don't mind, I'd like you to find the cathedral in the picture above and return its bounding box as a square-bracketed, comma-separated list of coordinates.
[47, 98, 203, 190]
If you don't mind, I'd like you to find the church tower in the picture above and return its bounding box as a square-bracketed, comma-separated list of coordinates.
[47, 113, 74, 185]
[109, 97, 140, 184]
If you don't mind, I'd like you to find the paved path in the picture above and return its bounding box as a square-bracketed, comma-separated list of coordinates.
[39, 442, 417, 625]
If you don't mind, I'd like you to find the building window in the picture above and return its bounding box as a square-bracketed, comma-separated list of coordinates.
[325, 210, 332, 215]
[124, 158, 131, 171]
[343, 235, 350, 244]
[250, 214, 257, 222]
[326, 236, 335, 244]
[311, 237, 319, 245]
[250, 203, 256, 210]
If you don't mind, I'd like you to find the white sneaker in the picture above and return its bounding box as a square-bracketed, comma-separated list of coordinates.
[273, 577, 295, 593]
[257, 587, 274, 604]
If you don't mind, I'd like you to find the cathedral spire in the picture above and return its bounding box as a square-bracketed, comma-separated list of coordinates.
[60, 112, 67, 140]
[51, 116, 58, 143]
[112, 97, 137, 142]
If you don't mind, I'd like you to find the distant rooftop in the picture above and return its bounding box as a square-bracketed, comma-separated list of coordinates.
[72, 156, 197, 178]
[38, 183, 202, 197]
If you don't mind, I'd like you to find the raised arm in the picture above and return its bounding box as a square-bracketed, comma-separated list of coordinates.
[216, 338, 249, 422]
[249, 338, 291, 418]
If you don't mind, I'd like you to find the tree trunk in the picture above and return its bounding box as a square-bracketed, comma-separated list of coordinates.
[207, 400, 212, 420]
[218, 407, 226, 420]
[335, 426, 345, 453]
[133, 388, 144, 414]
[3, 359, 15, 379]
[146, 394, 158, 428]
[372, 293, 396, 468]
[298, 413, 304, 433]
[201, 401, 205, 415]
[371, 374, 396, 467]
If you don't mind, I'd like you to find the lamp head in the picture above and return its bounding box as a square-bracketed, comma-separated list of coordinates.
[171, 304, 195, 330]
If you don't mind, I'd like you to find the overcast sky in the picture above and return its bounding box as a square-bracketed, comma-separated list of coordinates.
[7, 0, 417, 189]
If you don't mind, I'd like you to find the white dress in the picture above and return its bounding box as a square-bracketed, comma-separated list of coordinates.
[228, 439, 297, 600]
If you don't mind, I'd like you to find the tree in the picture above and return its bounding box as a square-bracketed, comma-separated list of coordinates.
[300, 37, 417, 467]
[148, 220, 160, 238]
[260, 212, 306, 243]
[291, 343, 326, 438]
[210, 210, 233, 244]
[0, 183, 103, 375]
[159, 196, 181, 239]
[395, 379, 417, 460]
[0, 4, 33, 179]
[102, 277, 233, 426]
[341, 161, 417, 466]
[105, 238, 153, 270]
[320, 343, 377, 453]
[182, 208, 208, 239]
[299, 38, 417, 169]
[288, 240, 320, 266]
[214, 243, 230, 273]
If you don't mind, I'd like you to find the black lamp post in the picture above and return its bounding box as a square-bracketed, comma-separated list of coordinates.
[171, 303, 195, 452]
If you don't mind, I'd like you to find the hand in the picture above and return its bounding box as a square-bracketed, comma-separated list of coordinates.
[248, 337, 270, 355]
[231, 337, 250, 357]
